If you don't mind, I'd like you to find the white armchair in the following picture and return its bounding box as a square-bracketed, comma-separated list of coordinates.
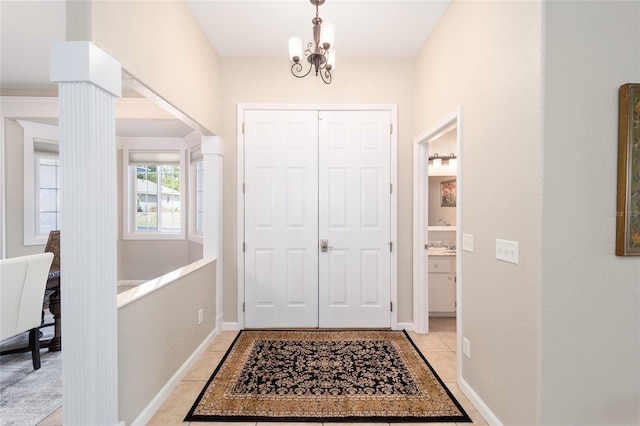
[1, 252, 54, 370]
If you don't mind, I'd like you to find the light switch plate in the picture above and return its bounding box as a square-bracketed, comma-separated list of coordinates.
[496, 239, 519, 264]
[462, 337, 471, 358]
[462, 234, 474, 252]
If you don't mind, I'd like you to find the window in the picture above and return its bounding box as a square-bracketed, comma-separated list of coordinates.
[188, 146, 204, 242]
[19, 120, 60, 245]
[135, 164, 181, 232]
[196, 162, 204, 233]
[123, 143, 186, 240]
[36, 154, 60, 235]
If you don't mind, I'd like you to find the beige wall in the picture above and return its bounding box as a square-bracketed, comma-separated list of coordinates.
[540, 1, 640, 424]
[68, 0, 222, 135]
[219, 57, 415, 323]
[415, 1, 542, 423]
[118, 259, 216, 424]
[3, 118, 44, 258]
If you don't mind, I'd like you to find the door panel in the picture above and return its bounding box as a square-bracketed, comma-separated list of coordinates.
[244, 109, 391, 329]
[244, 110, 319, 328]
[318, 110, 391, 328]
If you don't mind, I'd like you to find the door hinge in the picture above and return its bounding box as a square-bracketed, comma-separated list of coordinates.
[242, 122, 245, 134]
[242, 183, 245, 193]
[390, 123, 393, 134]
[243, 302, 245, 312]
[390, 301, 393, 312]
[389, 241, 393, 252]
[242, 242, 245, 253]
[390, 183, 393, 194]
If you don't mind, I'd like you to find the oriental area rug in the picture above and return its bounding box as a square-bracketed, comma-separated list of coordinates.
[185, 330, 471, 423]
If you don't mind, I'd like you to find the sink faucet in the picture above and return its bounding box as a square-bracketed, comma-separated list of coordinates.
[438, 218, 451, 226]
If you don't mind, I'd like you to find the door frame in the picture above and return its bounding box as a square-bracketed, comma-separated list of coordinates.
[412, 107, 462, 334]
[237, 103, 398, 330]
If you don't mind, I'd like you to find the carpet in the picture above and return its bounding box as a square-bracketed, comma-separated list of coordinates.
[185, 330, 472, 423]
[0, 312, 62, 426]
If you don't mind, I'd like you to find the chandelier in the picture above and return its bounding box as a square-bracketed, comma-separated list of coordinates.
[288, 0, 336, 84]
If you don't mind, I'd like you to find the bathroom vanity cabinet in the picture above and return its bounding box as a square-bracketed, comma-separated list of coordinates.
[428, 255, 456, 315]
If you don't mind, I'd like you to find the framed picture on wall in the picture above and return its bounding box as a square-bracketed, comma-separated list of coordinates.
[616, 83, 640, 256]
[440, 178, 456, 207]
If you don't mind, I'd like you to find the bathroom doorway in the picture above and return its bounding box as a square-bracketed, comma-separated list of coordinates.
[412, 107, 462, 337]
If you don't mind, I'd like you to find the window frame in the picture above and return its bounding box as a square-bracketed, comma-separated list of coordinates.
[122, 138, 187, 240]
[188, 146, 204, 244]
[20, 120, 59, 246]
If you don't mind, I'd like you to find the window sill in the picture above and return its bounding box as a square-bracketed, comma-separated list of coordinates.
[188, 234, 204, 245]
[122, 232, 186, 241]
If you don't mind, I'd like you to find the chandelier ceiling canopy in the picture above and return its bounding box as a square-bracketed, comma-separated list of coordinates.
[288, 0, 336, 84]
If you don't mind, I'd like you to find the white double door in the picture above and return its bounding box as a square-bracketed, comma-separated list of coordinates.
[244, 109, 391, 328]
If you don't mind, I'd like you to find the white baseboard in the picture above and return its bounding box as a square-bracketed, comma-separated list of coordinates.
[458, 376, 502, 426]
[129, 327, 218, 426]
[216, 313, 224, 335]
[222, 322, 412, 332]
[222, 321, 241, 331]
[397, 322, 414, 331]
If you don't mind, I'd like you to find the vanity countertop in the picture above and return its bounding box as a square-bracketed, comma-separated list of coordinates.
[427, 248, 457, 256]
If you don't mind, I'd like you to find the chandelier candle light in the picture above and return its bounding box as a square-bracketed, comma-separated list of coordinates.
[289, 0, 336, 84]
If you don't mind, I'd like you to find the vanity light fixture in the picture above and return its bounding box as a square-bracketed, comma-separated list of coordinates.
[431, 153, 443, 168]
[429, 152, 457, 168]
[288, 0, 336, 84]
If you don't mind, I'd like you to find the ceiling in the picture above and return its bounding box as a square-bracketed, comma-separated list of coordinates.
[0, 0, 450, 135]
[185, 0, 450, 58]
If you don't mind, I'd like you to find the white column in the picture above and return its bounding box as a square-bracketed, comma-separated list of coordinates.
[202, 136, 224, 333]
[51, 42, 121, 425]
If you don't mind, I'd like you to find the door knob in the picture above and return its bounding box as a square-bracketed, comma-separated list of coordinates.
[320, 239, 333, 252]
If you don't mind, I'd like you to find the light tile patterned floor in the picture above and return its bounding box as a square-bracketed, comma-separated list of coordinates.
[39, 318, 487, 425]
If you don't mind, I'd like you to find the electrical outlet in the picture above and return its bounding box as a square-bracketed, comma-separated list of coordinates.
[463, 337, 471, 358]
[198, 308, 203, 325]
[495, 239, 519, 264]
[462, 234, 474, 252]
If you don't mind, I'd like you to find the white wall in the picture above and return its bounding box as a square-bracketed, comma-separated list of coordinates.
[415, 1, 543, 423]
[540, 1, 640, 424]
[219, 57, 415, 324]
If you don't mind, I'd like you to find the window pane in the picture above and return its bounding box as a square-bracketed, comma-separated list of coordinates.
[196, 212, 204, 233]
[137, 211, 158, 231]
[40, 188, 58, 211]
[195, 162, 204, 234]
[40, 163, 58, 187]
[39, 212, 58, 234]
[37, 156, 60, 236]
[134, 163, 181, 233]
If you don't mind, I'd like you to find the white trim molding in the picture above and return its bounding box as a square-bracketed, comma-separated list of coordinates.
[202, 135, 224, 335]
